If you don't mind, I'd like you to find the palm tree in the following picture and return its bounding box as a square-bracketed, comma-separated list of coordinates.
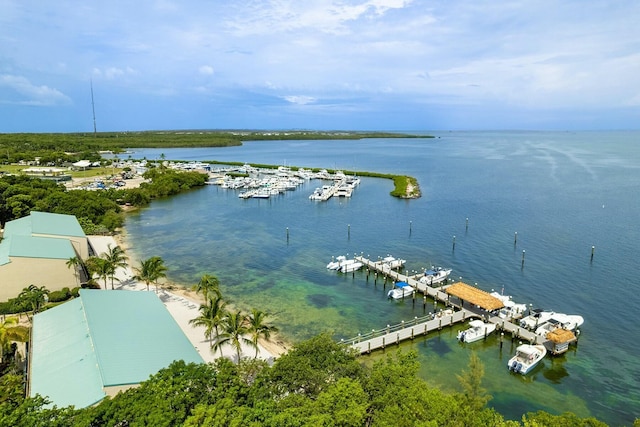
[133, 256, 167, 292]
[192, 274, 221, 301]
[246, 308, 279, 358]
[18, 285, 49, 318]
[189, 295, 227, 357]
[86, 257, 112, 290]
[66, 256, 81, 286]
[102, 244, 128, 289]
[0, 317, 18, 362]
[214, 310, 253, 363]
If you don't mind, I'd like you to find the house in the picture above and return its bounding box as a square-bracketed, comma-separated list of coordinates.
[29, 290, 204, 408]
[0, 211, 89, 301]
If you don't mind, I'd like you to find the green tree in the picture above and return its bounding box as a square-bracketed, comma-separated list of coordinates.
[214, 310, 253, 363]
[17, 285, 49, 318]
[456, 351, 491, 412]
[0, 317, 18, 363]
[190, 295, 228, 356]
[246, 308, 278, 358]
[523, 410, 609, 427]
[133, 256, 167, 292]
[267, 332, 363, 399]
[192, 274, 221, 301]
[101, 244, 127, 290]
[85, 257, 112, 290]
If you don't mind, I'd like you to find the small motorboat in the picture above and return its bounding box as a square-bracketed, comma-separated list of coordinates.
[340, 261, 363, 273]
[418, 266, 452, 286]
[380, 255, 406, 270]
[507, 344, 547, 375]
[519, 309, 555, 330]
[387, 282, 414, 299]
[326, 255, 347, 270]
[457, 319, 497, 343]
[534, 313, 584, 336]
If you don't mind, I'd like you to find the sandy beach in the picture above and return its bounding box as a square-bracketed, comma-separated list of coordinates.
[88, 234, 287, 364]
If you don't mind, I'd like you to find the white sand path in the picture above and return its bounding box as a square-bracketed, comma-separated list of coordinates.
[87, 235, 277, 364]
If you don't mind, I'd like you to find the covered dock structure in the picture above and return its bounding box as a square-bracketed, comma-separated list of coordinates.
[444, 281, 505, 312]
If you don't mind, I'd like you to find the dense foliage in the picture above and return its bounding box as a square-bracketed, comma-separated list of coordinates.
[0, 334, 611, 426]
[0, 169, 206, 232]
[0, 131, 431, 164]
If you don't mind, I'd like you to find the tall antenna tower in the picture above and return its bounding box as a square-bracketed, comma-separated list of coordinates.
[90, 78, 97, 136]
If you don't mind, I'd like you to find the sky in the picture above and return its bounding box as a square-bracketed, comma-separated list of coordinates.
[1, 0, 639, 132]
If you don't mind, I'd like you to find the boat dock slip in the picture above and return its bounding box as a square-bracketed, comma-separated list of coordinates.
[343, 310, 471, 354]
[345, 256, 543, 354]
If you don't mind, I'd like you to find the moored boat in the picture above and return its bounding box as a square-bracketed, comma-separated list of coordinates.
[519, 309, 555, 330]
[457, 319, 497, 343]
[507, 344, 547, 375]
[534, 313, 584, 336]
[418, 266, 452, 286]
[387, 281, 414, 299]
[340, 260, 363, 273]
[326, 255, 347, 270]
[380, 255, 406, 270]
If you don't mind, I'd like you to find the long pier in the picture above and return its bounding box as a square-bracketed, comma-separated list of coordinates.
[341, 256, 543, 354]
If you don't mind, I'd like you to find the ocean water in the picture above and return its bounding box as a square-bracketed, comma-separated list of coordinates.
[123, 131, 640, 426]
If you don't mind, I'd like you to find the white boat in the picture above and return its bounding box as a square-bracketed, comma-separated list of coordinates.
[326, 255, 347, 270]
[519, 309, 555, 330]
[457, 319, 497, 343]
[380, 255, 406, 270]
[490, 292, 528, 320]
[418, 267, 452, 286]
[507, 344, 547, 375]
[340, 261, 363, 273]
[534, 313, 584, 336]
[387, 282, 414, 299]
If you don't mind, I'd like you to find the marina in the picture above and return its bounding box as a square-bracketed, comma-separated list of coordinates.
[123, 132, 640, 425]
[340, 255, 547, 354]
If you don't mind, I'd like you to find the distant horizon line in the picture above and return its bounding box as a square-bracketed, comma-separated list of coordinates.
[2, 128, 640, 135]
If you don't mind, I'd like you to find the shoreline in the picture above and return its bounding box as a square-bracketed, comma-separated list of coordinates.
[109, 231, 290, 359]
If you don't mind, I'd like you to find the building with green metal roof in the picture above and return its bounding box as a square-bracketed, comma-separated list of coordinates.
[0, 211, 89, 300]
[29, 289, 204, 408]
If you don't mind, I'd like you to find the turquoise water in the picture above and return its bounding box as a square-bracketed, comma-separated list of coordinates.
[123, 131, 640, 426]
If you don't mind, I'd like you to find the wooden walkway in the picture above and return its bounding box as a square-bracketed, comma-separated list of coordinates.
[341, 256, 543, 354]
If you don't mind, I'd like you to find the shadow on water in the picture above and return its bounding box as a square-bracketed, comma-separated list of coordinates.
[307, 294, 334, 308]
[543, 358, 570, 384]
[425, 335, 453, 357]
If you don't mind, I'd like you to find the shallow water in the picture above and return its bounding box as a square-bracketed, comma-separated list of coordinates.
[124, 131, 640, 425]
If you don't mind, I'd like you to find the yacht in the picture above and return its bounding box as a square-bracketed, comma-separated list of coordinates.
[534, 313, 584, 336]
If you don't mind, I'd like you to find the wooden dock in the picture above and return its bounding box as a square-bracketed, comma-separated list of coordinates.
[341, 256, 543, 354]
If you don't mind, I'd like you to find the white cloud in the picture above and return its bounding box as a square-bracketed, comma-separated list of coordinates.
[0, 74, 71, 106]
[92, 66, 137, 80]
[283, 95, 316, 105]
[198, 65, 214, 75]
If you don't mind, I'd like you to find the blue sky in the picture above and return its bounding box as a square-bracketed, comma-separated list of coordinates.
[1, 1, 639, 132]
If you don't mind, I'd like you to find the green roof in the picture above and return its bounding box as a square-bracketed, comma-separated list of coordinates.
[30, 290, 204, 408]
[3, 235, 76, 260]
[30, 299, 106, 408]
[0, 211, 83, 265]
[31, 211, 86, 237]
[80, 290, 204, 387]
[3, 211, 85, 238]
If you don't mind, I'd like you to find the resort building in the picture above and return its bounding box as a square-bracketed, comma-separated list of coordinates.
[29, 289, 204, 408]
[0, 211, 89, 301]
